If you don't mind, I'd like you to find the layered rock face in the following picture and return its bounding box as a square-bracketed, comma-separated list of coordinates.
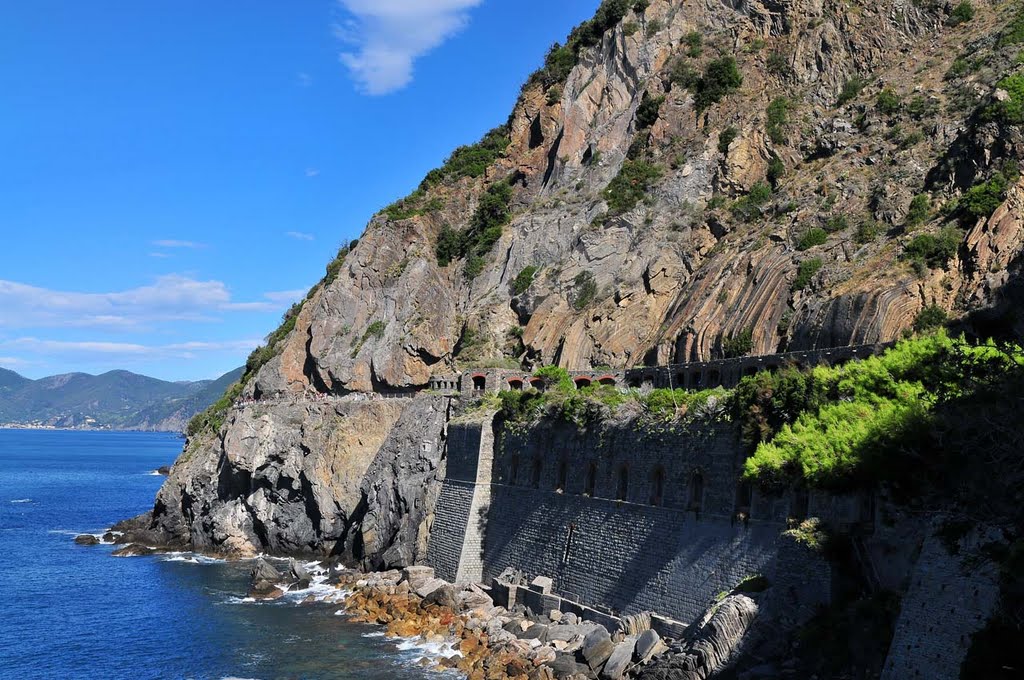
[247, 0, 1024, 395]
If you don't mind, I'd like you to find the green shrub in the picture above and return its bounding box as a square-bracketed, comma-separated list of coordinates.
[836, 76, 865, 106]
[767, 51, 790, 77]
[876, 88, 902, 115]
[324, 240, 358, 286]
[906, 95, 939, 121]
[797, 227, 828, 251]
[824, 214, 850, 233]
[730, 182, 773, 221]
[998, 7, 1024, 47]
[669, 58, 700, 89]
[947, 1, 975, 26]
[962, 172, 1009, 220]
[739, 332, 1024, 490]
[645, 19, 663, 36]
[723, 328, 754, 358]
[421, 127, 510, 189]
[693, 56, 744, 111]
[855, 219, 883, 244]
[992, 72, 1024, 125]
[792, 258, 824, 291]
[636, 93, 665, 128]
[604, 160, 662, 214]
[512, 266, 538, 295]
[718, 126, 738, 153]
[623, 21, 639, 36]
[906, 193, 932, 227]
[914, 305, 949, 333]
[767, 152, 786, 187]
[434, 180, 514, 276]
[571, 271, 598, 310]
[766, 97, 792, 144]
[683, 31, 703, 58]
[534, 365, 574, 392]
[902, 227, 962, 269]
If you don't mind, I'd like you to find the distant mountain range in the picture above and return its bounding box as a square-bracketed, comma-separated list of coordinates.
[0, 366, 244, 432]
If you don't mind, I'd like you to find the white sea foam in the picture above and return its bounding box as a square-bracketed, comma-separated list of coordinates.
[158, 551, 226, 565]
[146, 471, 163, 476]
[362, 630, 386, 637]
[10, 498, 32, 503]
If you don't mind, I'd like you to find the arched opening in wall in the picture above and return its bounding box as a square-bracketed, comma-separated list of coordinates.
[707, 369, 721, 387]
[531, 458, 543, 489]
[507, 378, 524, 391]
[472, 374, 487, 391]
[598, 376, 617, 386]
[616, 465, 629, 502]
[585, 463, 597, 497]
[529, 377, 545, 392]
[627, 376, 642, 389]
[674, 373, 687, 389]
[556, 460, 568, 492]
[649, 466, 665, 506]
[689, 470, 704, 514]
[743, 366, 759, 378]
[574, 377, 592, 389]
[766, 364, 780, 374]
[510, 456, 520, 485]
[792, 487, 809, 520]
[735, 481, 752, 517]
[692, 371, 706, 389]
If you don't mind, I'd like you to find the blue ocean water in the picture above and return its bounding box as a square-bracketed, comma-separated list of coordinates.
[0, 429, 445, 680]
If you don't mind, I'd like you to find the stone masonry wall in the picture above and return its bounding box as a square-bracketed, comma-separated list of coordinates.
[880, 523, 1002, 680]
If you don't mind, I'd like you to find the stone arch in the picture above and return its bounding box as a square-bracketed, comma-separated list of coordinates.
[689, 470, 704, 513]
[627, 376, 642, 389]
[616, 465, 629, 501]
[557, 459, 568, 492]
[707, 369, 721, 387]
[674, 372, 687, 388]
[690, 371, 704, 389]
[531, 458, 543, 489]
[736, 481, 752, 515]
[472, 374, 487, 391]
[743, 366, 759, 378]
[585, 463, 597, 497]
[574, 376, 592, 389]
[598, 375, 617, 386]
[507, 378, 524, 391]
[650, 466, 665, 506]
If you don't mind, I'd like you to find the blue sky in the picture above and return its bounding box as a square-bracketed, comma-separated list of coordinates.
[0, 0, 599, 382]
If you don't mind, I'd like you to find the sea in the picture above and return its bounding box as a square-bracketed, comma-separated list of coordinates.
[0, 429, 455, 680]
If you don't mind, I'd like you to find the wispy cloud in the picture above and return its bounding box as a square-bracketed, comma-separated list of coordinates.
[305, 167, 320, 177]
[152, 239, 206, 249]
[148, 252, 172, 259]
[0, 276, 303, 329]
[0, 337, 261, 360]
[286, 231, 315, 241]
[335, 0, 483, 95]
[297, 71, 313, 87]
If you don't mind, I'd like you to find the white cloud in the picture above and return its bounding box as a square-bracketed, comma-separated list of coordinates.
[152, 239, 206, 249]
[286, 231, 315, 241]
[0, 337, 261, 361]
[0, 276, 302, 329]
[148, 252, 172, 259]
[305, 168, 320, 177]
[297, 72, 313, 87]
[335, 0, 483, 95]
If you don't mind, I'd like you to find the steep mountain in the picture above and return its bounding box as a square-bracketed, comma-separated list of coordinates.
[0, 367, 243, 431]
[234, 0, 1024, 400]
[139, 0, 1024, 556]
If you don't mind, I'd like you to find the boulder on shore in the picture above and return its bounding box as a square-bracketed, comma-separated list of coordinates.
[287, 559, 311, 590]
[248, 558, 284, 600]
[74, 534, 100, 546]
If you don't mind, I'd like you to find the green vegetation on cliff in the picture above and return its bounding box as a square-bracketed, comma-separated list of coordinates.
[737, 332, 1024, 491]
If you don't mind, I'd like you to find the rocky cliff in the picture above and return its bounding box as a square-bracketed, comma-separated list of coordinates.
[125, 0, 1024, 565]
